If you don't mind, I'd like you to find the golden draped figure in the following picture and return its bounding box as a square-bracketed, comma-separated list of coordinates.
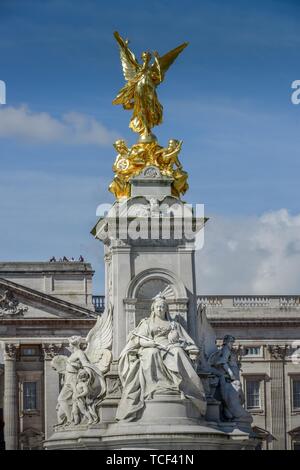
[109, 32, 189, 200]
[113, 31, 188, 141]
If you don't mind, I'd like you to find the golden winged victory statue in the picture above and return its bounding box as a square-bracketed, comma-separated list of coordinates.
[109, 31, 189, 200]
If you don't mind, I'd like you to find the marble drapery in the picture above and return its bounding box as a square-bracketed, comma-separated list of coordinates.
[116, 296, 207, 422]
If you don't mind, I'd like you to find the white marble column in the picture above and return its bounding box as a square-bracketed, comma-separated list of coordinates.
[42, 344, 61, 440]
[4, 344, 19, 450]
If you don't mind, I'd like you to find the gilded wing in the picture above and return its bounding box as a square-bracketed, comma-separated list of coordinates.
[85, 305, 113, 370]
[114, 31, 140, 82]
[152, 42, 188, 83]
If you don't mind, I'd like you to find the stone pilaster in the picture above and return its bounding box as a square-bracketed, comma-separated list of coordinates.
[4, 343, 19, 450]
[104, 250, 112, 307]
[124, 300, 136, 338]
[268, 345, 288, 450]
[111, 243, 132, 358]
[42, 344, 62, 440]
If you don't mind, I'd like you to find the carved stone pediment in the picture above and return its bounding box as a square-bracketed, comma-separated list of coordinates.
[0, 289, 28, 317]
[0, 278, 96, 320]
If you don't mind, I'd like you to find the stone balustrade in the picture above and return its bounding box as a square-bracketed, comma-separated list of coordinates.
[94, 295, 300, 313]
[197, 295, 300, 310]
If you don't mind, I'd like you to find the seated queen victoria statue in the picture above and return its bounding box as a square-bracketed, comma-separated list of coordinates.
[116, 294, 207, 422]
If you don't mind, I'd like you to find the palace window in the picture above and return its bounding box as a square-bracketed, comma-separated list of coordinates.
[245, 379, 261, 409]
[292, 379, 300, 410]
[23, 382, 37, 411]
[20, 346, 40, 357]
[22, 348, 37, 356]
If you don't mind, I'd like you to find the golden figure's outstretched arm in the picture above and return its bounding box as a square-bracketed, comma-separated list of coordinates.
[151, 42, 189, 84]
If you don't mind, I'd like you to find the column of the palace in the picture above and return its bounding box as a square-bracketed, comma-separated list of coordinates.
[268, 345, 288, 450]
[0, 364, 4, 450]
[3, 344, 19, 450]
[42, 344, 61, 440]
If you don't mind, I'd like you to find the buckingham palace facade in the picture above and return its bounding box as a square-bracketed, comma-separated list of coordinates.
[0, 262, 300, 450]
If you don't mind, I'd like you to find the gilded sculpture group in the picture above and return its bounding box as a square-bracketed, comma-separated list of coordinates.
[109, 138, 189, 199]
[109, 31, 189, 200]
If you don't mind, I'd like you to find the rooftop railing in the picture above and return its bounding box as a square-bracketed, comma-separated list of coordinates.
[92, 295, 105, 313]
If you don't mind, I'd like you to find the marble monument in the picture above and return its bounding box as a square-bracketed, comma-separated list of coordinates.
[44, 31, 259, 450]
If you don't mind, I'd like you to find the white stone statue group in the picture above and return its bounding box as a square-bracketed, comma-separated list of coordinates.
[208, 335, 252, 424]
[52, 308, 113, 426]
[52, 294, 252, 428]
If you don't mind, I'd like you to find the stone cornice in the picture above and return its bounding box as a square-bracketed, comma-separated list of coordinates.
[0, 261, 94, 274]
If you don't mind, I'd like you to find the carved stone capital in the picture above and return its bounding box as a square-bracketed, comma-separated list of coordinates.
[268, 344, 288, 360]
[4, 343, 19, 360]
[42, 343, 62, 360]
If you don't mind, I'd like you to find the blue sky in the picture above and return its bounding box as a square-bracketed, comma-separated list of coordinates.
[1, 0, 300, 293]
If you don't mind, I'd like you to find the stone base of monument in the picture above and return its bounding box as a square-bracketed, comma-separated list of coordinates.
[44, 394, 259, 450]
[137, 393, 202, 425]
[44, 423, 257, 451]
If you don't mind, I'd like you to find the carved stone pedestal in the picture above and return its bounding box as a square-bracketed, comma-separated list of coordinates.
[138, 393, 201, 425]
[205, 398, 222, 423]
[44, 389, 258, 450]
[91, 172, 206, 359]
[45, 389, 257, 451]
[44, 420, 257, 450]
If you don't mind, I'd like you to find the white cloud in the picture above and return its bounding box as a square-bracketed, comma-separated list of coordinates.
[197, 209, 300, 294]
[0, 105, 118, 146]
